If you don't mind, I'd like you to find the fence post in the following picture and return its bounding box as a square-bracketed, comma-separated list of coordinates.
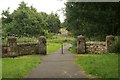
[77, 35, 86, 54]
[39, 36, 46, 55]
[106, 35, 114, 52]
[7, 36, 17, 57]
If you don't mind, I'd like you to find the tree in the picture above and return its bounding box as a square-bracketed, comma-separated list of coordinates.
[46, 13, 61, 33]
[2, 1, 61, 37]
[65, 2, 119, 39]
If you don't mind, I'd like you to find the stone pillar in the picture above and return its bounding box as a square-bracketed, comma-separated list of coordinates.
[39, 36, 46, 55]
[77, 35, 86, 54]
[7, 36, 17, 56]
[106, 35, 114, 52]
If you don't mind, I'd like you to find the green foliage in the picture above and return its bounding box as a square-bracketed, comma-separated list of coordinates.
[110, 36, 120, 53]
[2, 55, 41, 78]
[2, 1, 61, 37]
[46, 13, 61, 33]
[76, 54, 118, 78]
[47, 42, 61, 54]
[69, 40, 77, 54]
[65, 2, 120, 40]
[17, 37, 37, 43]
[46, 33, 54, 38]
[86, 35, 106, 41]
[47, 35, 63, 43]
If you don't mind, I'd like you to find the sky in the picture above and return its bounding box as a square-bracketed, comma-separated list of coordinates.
[0, 0, 66, 22]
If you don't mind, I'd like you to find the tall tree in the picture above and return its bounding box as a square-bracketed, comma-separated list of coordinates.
[2, 1, 61, 37]
[65, 2, 119, 38]
[46, 13, 61, 33]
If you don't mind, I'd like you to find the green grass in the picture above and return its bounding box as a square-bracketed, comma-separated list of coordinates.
[69, 40, 77, 54]
[47, 42, 62, 54]
[70, 45, 77, 54]
[76, 53, 118, 78]
[0, 58, 2, 79]
[2, 55, 41, 78]
[47, 35, 72, 54]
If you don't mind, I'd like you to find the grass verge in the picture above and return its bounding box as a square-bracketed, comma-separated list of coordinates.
[2, 55, 41, 78]
[76, 53, 118, 78]
[0, 58, 2, 79]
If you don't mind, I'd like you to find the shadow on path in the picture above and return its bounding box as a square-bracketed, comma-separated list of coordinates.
[26, 44, 90, 78]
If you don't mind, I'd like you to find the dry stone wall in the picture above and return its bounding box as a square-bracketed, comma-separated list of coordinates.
[2, 36, 46, 57]
[17, 43, 39, 55]
[86, 41, 106, 54]
[77, 35, 114, 54]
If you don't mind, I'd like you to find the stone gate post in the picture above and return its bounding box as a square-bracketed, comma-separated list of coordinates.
[77, 35, 86, 54]
[7, 36, 17, 56]
[39, 36, 46, 55]
[106, 35, 114, 52]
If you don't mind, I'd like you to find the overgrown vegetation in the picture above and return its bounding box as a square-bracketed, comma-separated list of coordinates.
[2, 55, 41, 78]
[76, 54, 118, 78]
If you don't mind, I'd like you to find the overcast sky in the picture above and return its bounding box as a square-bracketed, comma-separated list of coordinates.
[0, 0, 66, 22]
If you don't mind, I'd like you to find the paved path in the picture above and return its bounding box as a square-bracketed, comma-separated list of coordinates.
[26, 44, 90, 78]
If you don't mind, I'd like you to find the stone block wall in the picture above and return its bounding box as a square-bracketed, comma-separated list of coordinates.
[77, 35, 114, 54]
[2, 36, 46, 57]
[86, 41, 106, 54]
[17, 43, 39, 55]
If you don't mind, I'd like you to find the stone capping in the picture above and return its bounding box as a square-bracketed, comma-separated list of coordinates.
[77, 35, 114, 54]
[77, 36, 85, 41]
[2, 36, 46, 57]
[7, 36, 17, 43]
[106, 35, 114, 41]
[86, 41, 106, 45]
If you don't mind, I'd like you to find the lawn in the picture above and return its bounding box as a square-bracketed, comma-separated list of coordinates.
[47, 35, 71, 54]
[75, 53, 118, 78]
[2, 55, 41, 78]
[47, 42, 62, 54]
[0, 58, 2, 79]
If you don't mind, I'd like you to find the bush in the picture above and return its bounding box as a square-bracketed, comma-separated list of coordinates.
[111, 36, 120, 53]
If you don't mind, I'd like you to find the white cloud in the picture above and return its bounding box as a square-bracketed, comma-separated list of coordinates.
[0, 0, 66, 22]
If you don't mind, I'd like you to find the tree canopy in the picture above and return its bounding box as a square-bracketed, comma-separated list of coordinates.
[65, 2, 119, 39]
[2, 1, 61, 37]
